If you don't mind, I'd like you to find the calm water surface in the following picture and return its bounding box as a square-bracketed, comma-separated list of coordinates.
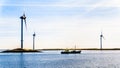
[0, 50, 120, 68]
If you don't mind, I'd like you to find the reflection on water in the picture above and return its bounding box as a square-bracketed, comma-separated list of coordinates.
[20, 53, 24, 68]
[0, 53, 26, 68]
[0, 50, 120, 68]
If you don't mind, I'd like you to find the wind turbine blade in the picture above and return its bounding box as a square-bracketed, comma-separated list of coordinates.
[22, 13, 27, 30]
[33, 32, 36, 36]
[23, 13, 25, 17]
[102, 35, 105, 40]
[24, 19, 27, 30]
[34, 32, 35, 35]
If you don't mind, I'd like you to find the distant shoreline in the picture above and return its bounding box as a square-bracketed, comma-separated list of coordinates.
[41, 48, 120, 51]
[1, 48, 120, 51]
[1, 48, 41, 53]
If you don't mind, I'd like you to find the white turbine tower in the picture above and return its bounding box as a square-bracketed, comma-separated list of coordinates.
[20, 13, 27, 49]
[100, 32, 105, 50]
[33, 32, 36, 50]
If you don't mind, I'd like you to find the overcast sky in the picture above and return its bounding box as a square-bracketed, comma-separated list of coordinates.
[0, 0, 120, 49]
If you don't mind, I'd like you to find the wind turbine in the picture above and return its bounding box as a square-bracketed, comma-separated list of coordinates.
[20, 13, 27, 49]
[100, 32, 105, 50]
[33, 32, 36, 50]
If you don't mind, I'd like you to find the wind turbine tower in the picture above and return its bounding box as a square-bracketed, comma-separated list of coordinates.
[33, 32, 36, 50]
[100, 32, 104, 50]
[20, 13, 27, 49]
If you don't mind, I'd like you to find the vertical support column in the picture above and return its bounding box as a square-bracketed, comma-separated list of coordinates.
[20, 17, 23, 49]
[33, 33, 35, 50]
[100, 35, 102, 50]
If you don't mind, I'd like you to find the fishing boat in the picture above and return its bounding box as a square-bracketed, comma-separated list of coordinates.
[61, 49, 81, 54]
[61, 45, 81, 54]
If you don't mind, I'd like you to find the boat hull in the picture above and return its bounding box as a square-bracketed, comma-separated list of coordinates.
[61, 51, 81, 54]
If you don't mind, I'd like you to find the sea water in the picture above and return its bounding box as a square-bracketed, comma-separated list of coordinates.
[0, 50, 120, 68]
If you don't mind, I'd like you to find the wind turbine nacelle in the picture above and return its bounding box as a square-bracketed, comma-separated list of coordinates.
[33, 34, 36, 36]
[20, 16, 26, 19]
[100, 35, 103, 37]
